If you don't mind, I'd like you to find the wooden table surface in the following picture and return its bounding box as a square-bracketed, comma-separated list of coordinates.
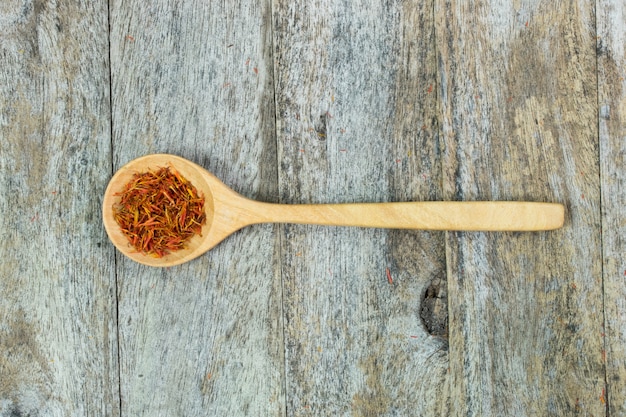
[1, 1, 624, 416]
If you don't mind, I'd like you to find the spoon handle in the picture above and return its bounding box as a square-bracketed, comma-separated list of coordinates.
[250, 201, 564, 231]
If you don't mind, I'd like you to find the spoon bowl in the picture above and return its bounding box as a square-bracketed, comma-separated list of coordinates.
[103, 154, 220, 266]
[103, 154, 565, 267]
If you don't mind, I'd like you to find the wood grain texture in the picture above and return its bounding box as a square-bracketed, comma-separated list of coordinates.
[3, 1, 624, 416]
[436, 1, 605, 415]
[273, 0, 450, 415]
[109, 0, 284, 415]
[598, 0, 626, 413]
[0, 1, 118, 416]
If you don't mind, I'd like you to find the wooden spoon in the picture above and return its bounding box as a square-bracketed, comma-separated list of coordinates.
[102, 154, 565, 267]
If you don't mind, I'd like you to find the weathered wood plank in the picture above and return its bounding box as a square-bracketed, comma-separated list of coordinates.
[0, 1, 118, 416]
[109, 0, 284, 415]
[436, 1, 605, 415]
[597, 0, 626, 413]
[273, 0, 450, 415]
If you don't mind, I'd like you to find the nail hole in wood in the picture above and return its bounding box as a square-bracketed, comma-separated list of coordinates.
[314, 113, 328, 140]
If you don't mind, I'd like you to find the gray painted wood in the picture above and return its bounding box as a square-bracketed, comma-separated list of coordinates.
[436, 1, 605, 415]
[273, 0, 449, 415]
[109, 0, 284, 415]
[1, 0, 625, 416]
[598, 0, 626, 413]
[0, 1, 118, 416]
